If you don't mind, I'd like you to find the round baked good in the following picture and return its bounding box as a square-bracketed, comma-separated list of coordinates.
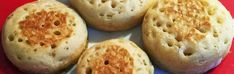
[142, 0, 234, 74]
[69, 0, 155, 31]
[76, 39, 154, 74]
[2, 0, 88, 73]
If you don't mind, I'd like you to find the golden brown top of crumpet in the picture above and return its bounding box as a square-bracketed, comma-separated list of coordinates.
[91, 45, 133, 74]
[19, 10, 73, 46]
[150, 0, 214, 41]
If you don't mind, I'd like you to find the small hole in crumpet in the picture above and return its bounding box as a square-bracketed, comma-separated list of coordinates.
[101, 0, 107, 3]
[51, 44, 57, 49]
[54, 31, 61, 35]
[111, 2, 117, 8]
[18, 38, 23, 42]
[8, 34, 15, 41]
[54, 20, 60, 26]
[89, 0, 95, 4]
[40, 42, 45, 46]
[86, 67, 92, 74]
[104, 60, 109, 65]
[183, 48, 195, 56]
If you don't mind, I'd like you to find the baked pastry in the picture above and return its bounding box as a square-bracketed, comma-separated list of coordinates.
[69, 0, 155, 31]
[2, 0, 88, 73]
[142, 0, 234, 74]
[76, 39, 154, 74]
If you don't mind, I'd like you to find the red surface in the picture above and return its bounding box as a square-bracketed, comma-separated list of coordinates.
[0, 0, 234, 74]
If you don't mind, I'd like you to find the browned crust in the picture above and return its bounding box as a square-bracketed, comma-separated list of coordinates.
[142, 0, 233, 74]
[152, 0, 212, 42]
[90, 45, 133, 74]
[19, 10, 73, 46]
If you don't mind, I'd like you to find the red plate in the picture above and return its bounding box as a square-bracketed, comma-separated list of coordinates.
[0, 0, 233, 74]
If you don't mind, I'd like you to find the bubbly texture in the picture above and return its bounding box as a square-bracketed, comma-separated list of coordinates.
[142, 0, 234, 73]
[91, 45, 133, 74]
[77, 39, 154, 74]
[19, 10, 73, 46]
[2, 0, 88, 73]
[70, 0, 155, 31]
[148, 0, 214, 42]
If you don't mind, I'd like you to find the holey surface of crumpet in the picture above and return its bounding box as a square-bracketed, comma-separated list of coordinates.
[142, 0, 234, 74]
[69, 0, 155, 31]
[77, 39, 154, 74]
[2, 0, 88, 74]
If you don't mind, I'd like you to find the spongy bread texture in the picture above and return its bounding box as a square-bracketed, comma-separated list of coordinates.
[69, 0, 155, 31]
[142, 0, 234, 74]
[76, 39, 154, 74]
[2, 0, 87, 74]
